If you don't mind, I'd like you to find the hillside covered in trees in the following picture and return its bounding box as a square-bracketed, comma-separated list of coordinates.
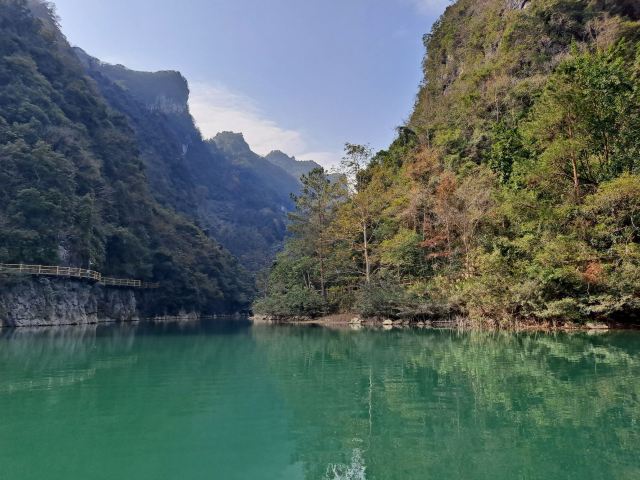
[74, 51, 300, 272]
[0, 0, 312, 315]
[256, 0, 640, 326]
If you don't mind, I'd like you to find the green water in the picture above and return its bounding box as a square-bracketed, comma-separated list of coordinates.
[0, 322, 639, 480]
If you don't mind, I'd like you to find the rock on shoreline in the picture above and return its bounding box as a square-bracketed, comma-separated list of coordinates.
[250, 313, 630, 331]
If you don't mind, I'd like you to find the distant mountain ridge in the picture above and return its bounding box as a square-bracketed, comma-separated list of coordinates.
[264, 150, 325, 182]
[75, 48, 307, 271]
[0, 0, 340, 320]
[208, 132, 300, 200]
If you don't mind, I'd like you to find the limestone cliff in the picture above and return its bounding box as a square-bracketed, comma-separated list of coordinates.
[0, 278, 140, 327]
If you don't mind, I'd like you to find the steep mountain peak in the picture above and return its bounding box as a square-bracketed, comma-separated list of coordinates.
[265, 150, 324, 182]
[77, 48, 300, 271]
[211, 131, 252, 155]
[266, 150, 296, 161]
[26, 0, 57, 22]
[74, 48, 189, 114]
[206, 132, 300, 206]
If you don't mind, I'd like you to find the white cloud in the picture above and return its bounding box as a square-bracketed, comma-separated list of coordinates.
[407, 0, 452, 15]
[189, 82, 338, 167]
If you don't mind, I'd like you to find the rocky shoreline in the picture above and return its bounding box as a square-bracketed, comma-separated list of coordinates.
[0, 277, 140, 328]
[251, 313, 635, 331]
[0, 277, 208, 328]
[0, 277, 259, 328]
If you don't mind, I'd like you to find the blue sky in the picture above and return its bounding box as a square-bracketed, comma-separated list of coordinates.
[51, 0, 450, 166]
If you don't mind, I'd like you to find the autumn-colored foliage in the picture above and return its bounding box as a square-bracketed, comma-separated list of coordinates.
[256, 0, 640, 324]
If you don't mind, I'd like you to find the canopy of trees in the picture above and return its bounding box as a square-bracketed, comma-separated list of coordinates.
[0, 0, 254, 314]
[256, 0, 640, 325]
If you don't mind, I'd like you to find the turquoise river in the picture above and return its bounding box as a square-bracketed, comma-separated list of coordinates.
[0, 320, 639, 479]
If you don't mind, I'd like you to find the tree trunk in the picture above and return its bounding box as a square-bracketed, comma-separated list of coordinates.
[319, 213, 327, 299]
[568, 123, 580, 202]
[571, 155, 580, 202]
[363, 222, 371, 284]
[319, 251, 326, 299]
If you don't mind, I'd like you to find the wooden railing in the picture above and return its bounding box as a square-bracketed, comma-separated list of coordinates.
[0, 263, 159, 289]
[101, 277, 142, 288]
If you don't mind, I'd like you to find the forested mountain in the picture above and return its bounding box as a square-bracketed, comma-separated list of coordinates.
[0, 0, 262, 314]
[208, 131, 299, 207]
[264, 150, 325, 182]
[74, 51, 298, 271]
[257, 0, 640, 325]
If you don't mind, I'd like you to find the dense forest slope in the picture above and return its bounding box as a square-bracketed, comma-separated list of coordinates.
[208, 131, 300, 208]
[74, 51, 297, 271]
[257, 0, 640, 326]
[0, 0, 255, 315]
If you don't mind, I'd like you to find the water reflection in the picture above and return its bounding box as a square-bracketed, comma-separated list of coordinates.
[252, 326, 640, 480]
[0, 322, 638, 480]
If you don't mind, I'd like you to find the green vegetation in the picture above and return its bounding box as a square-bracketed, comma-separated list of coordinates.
[0, 0, 253, 314]
[256, 0, 640, 325]
[254, 168, 347, 317]
[77, 52, 295, 273]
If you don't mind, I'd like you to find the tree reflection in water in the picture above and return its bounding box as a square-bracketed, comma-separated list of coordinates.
[0, 322, 638, 480]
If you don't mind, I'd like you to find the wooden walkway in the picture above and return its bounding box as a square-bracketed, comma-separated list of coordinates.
[0, 264, 159, 289]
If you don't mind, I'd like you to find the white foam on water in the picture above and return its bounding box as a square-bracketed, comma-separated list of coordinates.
[324, 449, 366, 480]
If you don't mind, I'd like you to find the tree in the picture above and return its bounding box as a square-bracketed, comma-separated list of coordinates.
[337, 144, 388, 284]
[488, 121, 528, 184]
[423, 166, 496, 275]
[525, 43, 640, 201]
[288, 168, 346, 299]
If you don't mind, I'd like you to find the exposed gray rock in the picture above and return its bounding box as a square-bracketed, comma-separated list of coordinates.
[0, 278, 139, 328]
[506, 0, 530, 10]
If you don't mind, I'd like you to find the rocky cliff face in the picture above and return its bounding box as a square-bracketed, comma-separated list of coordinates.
[409, 0, 640, 166]
[0, 278, 139, 327]
[75, 48, 190, 114]
[505, 0, 530, 10]
[76, 52, 297, 271]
